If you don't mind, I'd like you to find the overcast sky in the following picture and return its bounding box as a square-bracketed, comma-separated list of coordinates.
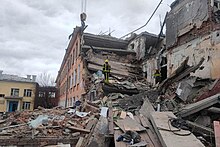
[0, 0, 174, 80]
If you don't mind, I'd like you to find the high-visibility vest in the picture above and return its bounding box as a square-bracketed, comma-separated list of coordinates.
[153, 73, 161, 77]
[103, 63, 111, 73]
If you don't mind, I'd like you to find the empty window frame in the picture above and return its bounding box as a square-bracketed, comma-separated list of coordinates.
[48, 92, 56, 98]
[11, 88, 19, 96]
[0, 94, 5, 97]
[22, 102, 31, 110]
[39, 92, 45, 97]
[24, 89, 32, 97]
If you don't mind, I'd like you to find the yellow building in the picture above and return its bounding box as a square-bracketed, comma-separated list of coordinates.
[0, 71, 37, 112]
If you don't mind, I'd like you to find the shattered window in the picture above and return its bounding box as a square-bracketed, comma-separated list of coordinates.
[0, 94, 5, 97]
[74, 69, 77, 86]
[130, 43, 135, 50]
[48, 92, 55, 98]
[24, 89, 32, 97]
[39, 92, 45, 97]
[22, 102, 30, 110]
[69, 75, 72, 88]
[11, 88, 19, 96]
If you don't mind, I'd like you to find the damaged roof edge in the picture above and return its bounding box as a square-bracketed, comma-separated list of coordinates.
[82, 45, 136, 55]
[83, 33, 128, 43]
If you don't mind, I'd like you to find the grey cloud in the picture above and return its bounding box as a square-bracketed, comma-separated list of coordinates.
[0, 0, 174, 78]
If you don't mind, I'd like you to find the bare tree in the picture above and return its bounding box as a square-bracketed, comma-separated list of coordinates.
[37, 72, 55, 87]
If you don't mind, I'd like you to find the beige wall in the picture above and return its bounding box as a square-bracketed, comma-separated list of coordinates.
[0, 81, 36, 112]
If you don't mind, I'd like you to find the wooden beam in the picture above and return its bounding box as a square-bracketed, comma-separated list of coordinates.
[76, 137, 84, 147]
[214, 121, 220, 147]
[150, 112, 205, 147]
[207, 107, 220, 114]
[186, 121, 214, 136]
[67, 126, 90, 133]
[108, 102, 114, 135]
[177, 94, 220, 117]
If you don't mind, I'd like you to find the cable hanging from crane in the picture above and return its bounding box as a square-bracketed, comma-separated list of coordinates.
[120, 0, 163, 39]
[81, 0, 87, 13]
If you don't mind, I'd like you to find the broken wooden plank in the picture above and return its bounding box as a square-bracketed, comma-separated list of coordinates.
[83, 102, 100, 113]
[76, 137, 84, 147]
[207, 107, 220, 114]
[186, 121, 214, 136]
[0, 120, 6, 124]
[115, 117, 146, 132]
[138, 114, 149, 128]
[85, 118, 97, 130]
[114, 120, 125, 132]
[139, 98, 155, 120]
[67, 126, 90, 133]
[87, 116, 109, 147]
[214, 121, 220, 147]
[139, 97, 162, 147]
[0, 123, 28, 131]
[120, 111, 127, 119]
[133, 115, 141, 124]
[108, 105, 114, 135]
[150, 112, 205, 147]
[177, 93, 220, 117]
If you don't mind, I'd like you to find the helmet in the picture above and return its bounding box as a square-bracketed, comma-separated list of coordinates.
[105, 59, 109, 63]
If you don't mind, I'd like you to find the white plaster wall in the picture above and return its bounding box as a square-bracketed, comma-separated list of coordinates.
[142, 58, 157, 84]
[168, 30, 220, 79]
[128, 36, 146, 60]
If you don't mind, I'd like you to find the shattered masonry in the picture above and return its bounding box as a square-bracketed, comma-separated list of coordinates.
[0, 0, 220, 146]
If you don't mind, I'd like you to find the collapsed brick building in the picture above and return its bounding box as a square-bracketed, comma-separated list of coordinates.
[2, 0, 220, 146]
[166, 0, 220, 79]
[55, 27, 139, 107]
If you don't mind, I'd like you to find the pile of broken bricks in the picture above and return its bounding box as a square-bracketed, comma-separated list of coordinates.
[0, 104, 100, 146]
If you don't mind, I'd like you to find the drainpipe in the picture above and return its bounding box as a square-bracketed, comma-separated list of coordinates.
[65, 76, 68, 108]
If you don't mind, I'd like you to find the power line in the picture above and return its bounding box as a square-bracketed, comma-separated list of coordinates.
[120, 0, 163, 39]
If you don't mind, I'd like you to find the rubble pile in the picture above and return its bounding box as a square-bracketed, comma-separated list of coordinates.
[85, 55, 220, 147]
[0, 105, 100, 146]
[149, 58, 220, 146]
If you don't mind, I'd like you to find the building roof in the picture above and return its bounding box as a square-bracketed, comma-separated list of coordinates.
[83, 33, 129, 49]
[0, 72, 36, 83]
